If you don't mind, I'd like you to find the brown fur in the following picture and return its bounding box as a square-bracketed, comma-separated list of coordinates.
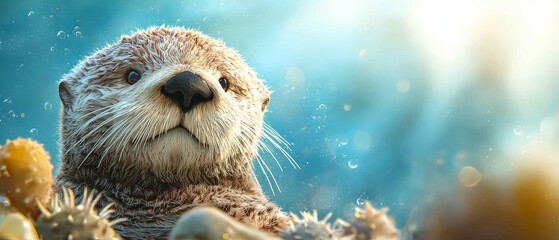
[55, 26, 289, 239]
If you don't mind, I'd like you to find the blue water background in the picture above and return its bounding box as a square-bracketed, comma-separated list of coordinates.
[1, 0, 559, 234]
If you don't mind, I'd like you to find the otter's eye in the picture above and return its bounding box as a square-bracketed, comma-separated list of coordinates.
[126, 70, 141, 84]
[219, 77, 228, 91]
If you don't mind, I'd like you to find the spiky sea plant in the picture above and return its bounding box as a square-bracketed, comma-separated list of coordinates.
[347, 201, 398, 240]
[35, 187, 124, 240]
[280, 210, 339, 240]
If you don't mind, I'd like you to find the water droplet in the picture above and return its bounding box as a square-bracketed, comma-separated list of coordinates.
[28, 11, 35, 16]
[57, 30, 67, 39]
[30, 128, 38, 135]
[44, 101, 53, 110]
[356, 198, 365, 205]
[348, 160, 359, 169]
[458, 166, 482, 187]
[513, 126, 523, 136]
[317, 104, 327, 110]
[0, 195, 11, 207]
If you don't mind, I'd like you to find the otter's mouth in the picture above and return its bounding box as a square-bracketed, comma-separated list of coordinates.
[150, 125, 203, 145]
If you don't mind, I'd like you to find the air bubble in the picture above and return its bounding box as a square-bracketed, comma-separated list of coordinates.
[356, 198, 365, 206]
[458, 166, 482, 187]
[73, 26, 82, 37]
[348, 159, 359, 169]
[317, 104, 327, 110]
[3, 98, 11, 104]
[30, 128, 38, 135]
[28, 11, 35, 16]
[44, 101, 52, 110]
[8, 110, 16, 117]
[57, 31, 67, 39]
[513, 127, 523, 136]
[20, 112, 25, 118]
[338, 137, 348, 146]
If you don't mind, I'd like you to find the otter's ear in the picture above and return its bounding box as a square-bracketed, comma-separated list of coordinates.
[58, 81, 73, 107]
[261, 97, 270, 112]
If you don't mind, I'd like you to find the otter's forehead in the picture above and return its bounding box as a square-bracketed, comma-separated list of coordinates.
[115, 27, 245, 71]
[73, 27, 254, 86]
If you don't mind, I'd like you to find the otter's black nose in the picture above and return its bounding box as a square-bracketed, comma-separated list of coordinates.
[161, 71, 213, 112]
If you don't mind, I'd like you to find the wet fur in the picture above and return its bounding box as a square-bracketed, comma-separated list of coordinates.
[55, 26, 290, 239]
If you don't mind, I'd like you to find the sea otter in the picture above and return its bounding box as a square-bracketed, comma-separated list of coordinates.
[55, 26, 291, 239]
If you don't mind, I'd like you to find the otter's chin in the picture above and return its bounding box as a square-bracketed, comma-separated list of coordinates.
[144, 127, 207, 162]
[152, 127, 200, 145]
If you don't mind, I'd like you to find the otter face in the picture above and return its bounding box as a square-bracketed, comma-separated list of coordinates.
[58, 27, 271, 181]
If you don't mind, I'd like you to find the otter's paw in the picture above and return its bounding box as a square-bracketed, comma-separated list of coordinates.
[0, 138, 53, 219]
[169, 207, 278, 240]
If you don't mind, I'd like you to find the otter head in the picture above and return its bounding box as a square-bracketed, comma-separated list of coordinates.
[58, 26, 271, 187]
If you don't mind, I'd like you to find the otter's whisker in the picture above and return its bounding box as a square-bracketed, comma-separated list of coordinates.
[72, 106, 119, 157]
[98, 110, 141, 166]
[74, 104, 115, 133]
[263, 122, 293, 151]
[257, 153, 281, 194]
[134, 102, 159, 155]
[64, 106, 115, 156]
[249, 161, 262, 190]
[258, 141, 284, 172]
[81, 107, 136, 168]
[78, 123, 114, 168]
[262, 130, 300, 169]
[255, 156, 276, 195]
[113, 108, 146, 164]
